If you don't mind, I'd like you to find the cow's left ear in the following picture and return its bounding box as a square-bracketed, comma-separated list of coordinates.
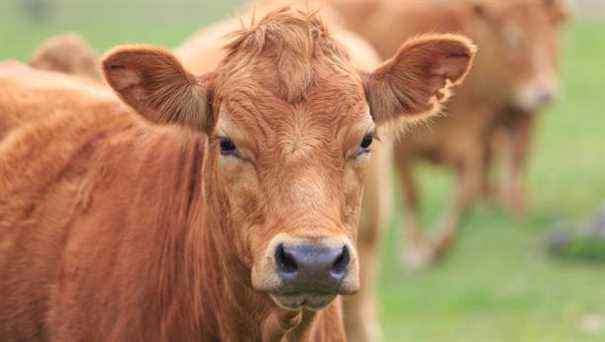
[102, 45, 212, 132]
[364, 34, 476, 126]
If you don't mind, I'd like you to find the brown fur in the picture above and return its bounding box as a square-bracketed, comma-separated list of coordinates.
[0, 6, 475, 341]
[0, 60, 115, 141]
[320, 27, 391, 342]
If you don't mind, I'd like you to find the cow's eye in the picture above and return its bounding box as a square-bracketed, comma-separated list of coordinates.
[219, 137, 239, 157]
[360, 134, 373, 149]
[357, 133, 374, 156]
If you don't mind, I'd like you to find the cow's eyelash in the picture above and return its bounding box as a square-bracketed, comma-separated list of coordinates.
[218, 136, 240, 157]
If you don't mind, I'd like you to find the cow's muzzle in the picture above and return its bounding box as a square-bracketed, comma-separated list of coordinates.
[252, 234, 359, 311]
[275, 243, 350, 294]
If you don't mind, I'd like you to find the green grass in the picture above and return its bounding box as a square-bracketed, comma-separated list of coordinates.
[1, 2, 604, 341]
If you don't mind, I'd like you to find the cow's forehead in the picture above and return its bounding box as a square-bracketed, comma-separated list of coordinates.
[217, 75, 370, 136]
[211, 7, 374, 140]
[216, 55, 369, 129]
[216, 45, 361, 100]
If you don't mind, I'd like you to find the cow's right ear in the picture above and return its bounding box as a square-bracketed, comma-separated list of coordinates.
[102, 45, 212, 132]
[364, 34, 476, 127]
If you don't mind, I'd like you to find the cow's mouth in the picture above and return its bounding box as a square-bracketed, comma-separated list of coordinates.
[270, 293, 337, 311]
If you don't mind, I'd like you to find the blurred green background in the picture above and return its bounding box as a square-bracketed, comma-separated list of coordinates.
[1, 1, 604, 341]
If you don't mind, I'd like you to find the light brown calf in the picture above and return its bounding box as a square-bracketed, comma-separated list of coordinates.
[0, 7, 475, 341]
[330, 0, 568, 268]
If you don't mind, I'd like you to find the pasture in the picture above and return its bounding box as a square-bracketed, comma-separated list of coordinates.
[1, 1, 604, 341]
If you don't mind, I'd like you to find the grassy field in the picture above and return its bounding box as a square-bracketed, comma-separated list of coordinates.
[1, 1, 604, 341]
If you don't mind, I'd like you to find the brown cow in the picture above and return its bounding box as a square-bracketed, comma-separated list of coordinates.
[0, 7, 475, 341]
[329, 0, 568, 268]
[28, 6, 391, 341]
[22, 10, 390, 342]
[29, 33, 102, 81]
[175, 4, 394, 341]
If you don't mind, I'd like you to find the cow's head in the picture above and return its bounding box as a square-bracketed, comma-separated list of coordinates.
[469, 0, 568, 111]
[102, 8, 475, 311]
[29, 33, 101, 81]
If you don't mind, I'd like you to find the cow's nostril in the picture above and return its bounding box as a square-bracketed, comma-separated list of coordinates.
[330, 246, 350, 278]
[538, 91, 554, 105]
[275, 244, 298, 274]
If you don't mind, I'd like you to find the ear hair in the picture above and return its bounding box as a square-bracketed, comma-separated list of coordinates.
[102, 45, 212, 131]
[365, 33, 476, 126]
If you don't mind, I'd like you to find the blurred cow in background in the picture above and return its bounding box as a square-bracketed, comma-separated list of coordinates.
[329, 0, 569, 270]
[29, 33, 102, 81]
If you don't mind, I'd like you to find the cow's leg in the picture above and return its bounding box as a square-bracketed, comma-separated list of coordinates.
[395, 158, 435, 269]
[344, 138, 393, 342]
[501, 112, 536, 217]
[432, 152, 483, 259]
[480, 129, 500, 202]
[480, 143, 493, 199]
[479, 111, 507, 205]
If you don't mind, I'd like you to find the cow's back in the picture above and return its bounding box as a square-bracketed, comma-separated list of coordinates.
[0, 64, 131, 339]
[0, 65, 209, 341]
[0, 61, 117, 139]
